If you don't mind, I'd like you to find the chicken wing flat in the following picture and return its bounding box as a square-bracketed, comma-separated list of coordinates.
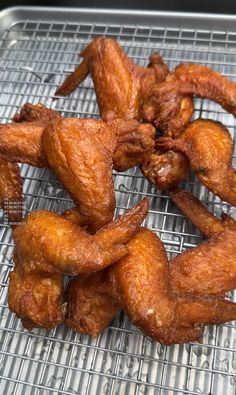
[0, 157, 23, 223]
[13, 198, 148, 276]
[156, 119, 236, 205]
[143, 63, 236, 136]
[66, 228, 236, 344]
[42, 117, 117, 231]
[55, 37, 169, 120]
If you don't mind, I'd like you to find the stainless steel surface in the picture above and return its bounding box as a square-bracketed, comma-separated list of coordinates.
[0, 7, 235, 395]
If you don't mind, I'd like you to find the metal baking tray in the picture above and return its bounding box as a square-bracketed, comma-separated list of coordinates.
[0, 6, 235, 395]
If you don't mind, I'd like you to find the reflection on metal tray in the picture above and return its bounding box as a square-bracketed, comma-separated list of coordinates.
[0, 6, 235, 395]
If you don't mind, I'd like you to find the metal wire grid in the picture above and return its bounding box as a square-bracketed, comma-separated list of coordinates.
[0, 13, 235, 395]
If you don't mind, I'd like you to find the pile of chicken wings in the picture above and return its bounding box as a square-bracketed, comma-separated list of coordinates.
[1, 37, 236, 345]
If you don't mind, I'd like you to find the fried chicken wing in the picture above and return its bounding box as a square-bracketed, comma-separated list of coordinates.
[13, 198, 148, 276]
[42, 117, 117, 231]
[10, 200, 147, 330]
[156, 119, 236, 205]
[143, 63, 236, 136]
[8, 206, 91, 330]
[2, 103, 157, 174]
[66, 228, 236, 344]
[55, 37, 169, 121]
[0, 157, 22, 223]
[8, 259, 65, 330]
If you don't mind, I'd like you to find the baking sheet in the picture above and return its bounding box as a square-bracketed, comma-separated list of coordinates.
[0, 7, 235, 394]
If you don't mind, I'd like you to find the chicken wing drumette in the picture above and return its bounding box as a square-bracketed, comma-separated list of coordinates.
[156, 119, 236, 206]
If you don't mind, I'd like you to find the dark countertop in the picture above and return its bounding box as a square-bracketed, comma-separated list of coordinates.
[0, 0, 236, 14]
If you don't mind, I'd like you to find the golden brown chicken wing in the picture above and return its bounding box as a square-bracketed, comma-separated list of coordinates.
[1, 103, 156, 174]
[8, 258, 65, 330]
[42, 117, 117, 231]
[156, 119, 236, 205]
[55, 37, 169, 120]
[8, 206, 92, 330]
[66, 228, 236, 344]
[143, 63, 236, 136]
[0, 157, 23, 224]
[13, 198, 148, 276]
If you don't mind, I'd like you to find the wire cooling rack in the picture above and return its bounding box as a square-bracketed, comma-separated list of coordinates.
[0, 8, 235, 395]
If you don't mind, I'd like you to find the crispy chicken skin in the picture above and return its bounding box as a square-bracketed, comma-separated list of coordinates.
[66, 271, 119, 336]
[66, 228, 236, 344]
[156, 119, 236, 205]
[13, 198, 148, 276]
[0, 157, 22, 223]
[8, 260, 65, 330]
[143, 63, 236, 136]
[141, 150, 190, 190]
[55, 37, 169, 120]
[42, 117, 117, 231]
